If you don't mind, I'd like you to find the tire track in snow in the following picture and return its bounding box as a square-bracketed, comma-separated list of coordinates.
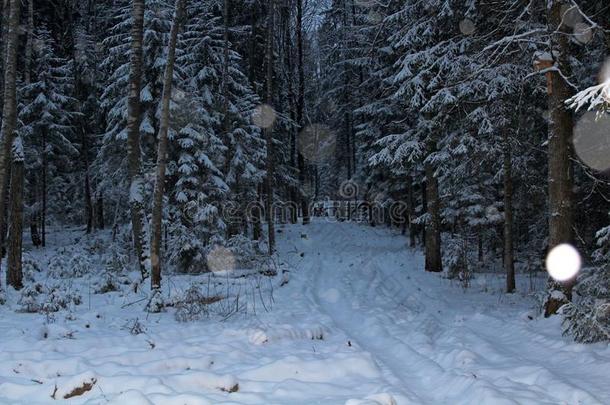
[306, 224, 435, 404]
[296, 222, 608, 405]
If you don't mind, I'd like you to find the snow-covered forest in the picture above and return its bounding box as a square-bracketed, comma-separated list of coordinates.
[0, 0, 609, 403]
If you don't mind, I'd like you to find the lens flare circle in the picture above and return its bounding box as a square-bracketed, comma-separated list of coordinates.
[459, 19, 475, 36]
[573, 111, 610, 172]
[206, 245, 236, 273]
[546, 244, 582, 282]
[252, 104, 276, 129]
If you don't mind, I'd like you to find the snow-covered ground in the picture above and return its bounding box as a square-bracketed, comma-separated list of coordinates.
[1, 221, 609, 404]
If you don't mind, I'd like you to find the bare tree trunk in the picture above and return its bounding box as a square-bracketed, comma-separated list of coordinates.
[544, 0, 575, 316]
[221, 0, 243, 236]
[407, 176, 416, 248]
[0, 0, 9, 113]
[29, 175, 40, 247]
[264, 0, 276, 255]
[252, 185, 262, 241]
[96, 193, 105, 229]
[42, 131, 47, 247]
[424, 163, 442, 273]
[150, 0, 186, 290]
[6, 0, 31, 289]
[296, 0, 309, 225]
[126, 0, 150, 279]
[83, 142, 93, 233]
[503, 130, 515, 293]
[282, 1, 298, 225]
[478, 227, 484, 263]
[6, 139, 23, 290]
[0, 0, 21, 261]
[24, 0, 33, 85]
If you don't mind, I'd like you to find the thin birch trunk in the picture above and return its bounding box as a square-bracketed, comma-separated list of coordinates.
[126, 0, 150, 279]
[150, 0, 186, 290]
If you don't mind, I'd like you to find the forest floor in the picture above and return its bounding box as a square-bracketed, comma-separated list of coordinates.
[0, 220, 609, 404]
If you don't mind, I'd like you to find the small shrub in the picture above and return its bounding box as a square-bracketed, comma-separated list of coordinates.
[173, 285, 221, 322]
[22, 255, 42, 283]
[18, 283, 46, 312]
[85, 236, 106, 255]
[444, 235, 471, 287]
[124, 318, 146, 335]
[18, 283, 81, 314]
[104, 249, 130, 274]
[43, 285, 82, 313]
[561, 266, 610, 343]
[146, 289, 165, 313]
[48, 252, 91, 279]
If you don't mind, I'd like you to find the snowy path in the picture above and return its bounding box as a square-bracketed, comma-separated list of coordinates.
[0, 221, 609, 404]
[294, 222, 610, 404]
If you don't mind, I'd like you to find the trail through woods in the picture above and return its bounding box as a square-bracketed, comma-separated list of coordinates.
[0, 221, 609, 404]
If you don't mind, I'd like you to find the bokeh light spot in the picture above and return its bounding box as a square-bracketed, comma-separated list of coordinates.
[252, 104, 276, 129]
[298, 124, 336, 163]
[560, 4, 582, 28]
[206, 245, 236, 273]
[573, 111, 610, 172]
[546, 244, 582, 282]
[574, 23, 592, 44]
[459, 19, 476, 36]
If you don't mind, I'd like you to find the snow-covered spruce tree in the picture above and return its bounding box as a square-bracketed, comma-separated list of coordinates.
[316, 0, 369, 191]
[561, 52, 610, 342]
[97, 0, 173, 274]
[150, 0, 187, 290]
[178, 0, 265, 238]
[73, 8, 108, 233]
[160, 1, 264, 273]
[19, 27, 78, 242]
[373, 0, 488, 273]
[353, 1, 419, 233]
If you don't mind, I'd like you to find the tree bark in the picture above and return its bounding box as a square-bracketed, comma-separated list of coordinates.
[126, 0, 150, 279]
[83, 148, 93, 233]
[544, 0, 575, 316]
[296, 0, 310, 225]
[0, 0, 9, 113]
[252, 185, 262, 241]
[42, 131, 47, 247]
[424, 163, 442, 272]
[407, 176, 416, 248]
[0, 0, 21, 261]
[96, 193, 105, 229]
[29, 173, 40, 247]
[264, 0, 276, 255]
[6, 139, 23, 290]
[150, 0, 186, 290]
[283, 1, 298, 225]
[24, 0, 33, 85]
[6, 0, 31, 288]
[503, 130, 516, 293]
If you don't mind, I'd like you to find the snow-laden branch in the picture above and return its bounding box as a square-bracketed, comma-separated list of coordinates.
[568, 81, 610, 112]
